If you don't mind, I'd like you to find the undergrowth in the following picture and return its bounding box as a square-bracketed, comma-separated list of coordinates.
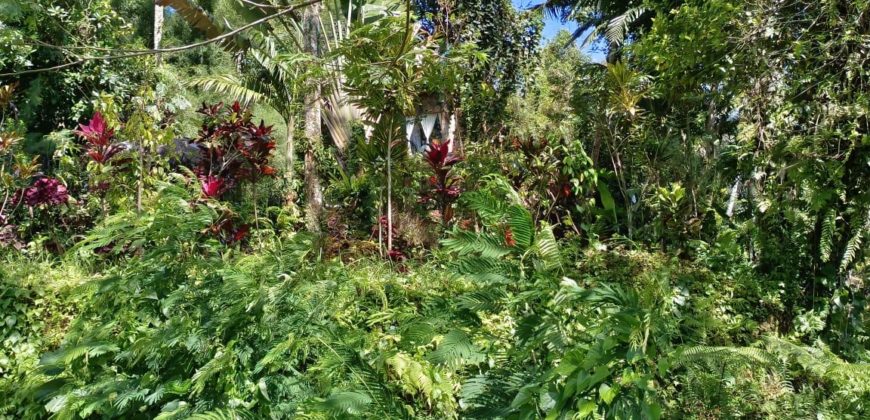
[1, 178, 867, 419]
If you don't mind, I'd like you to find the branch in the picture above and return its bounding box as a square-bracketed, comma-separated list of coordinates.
[0, 0, 322, 78]
[239, 0, 286, 9]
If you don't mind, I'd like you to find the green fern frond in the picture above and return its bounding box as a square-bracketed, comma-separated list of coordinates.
[144, 386, 165, 406]
[673, 345, 774, 368]
[506, 206, 534, 250]
[191, 348, 235, 396]
[464, 190, 509, 226]
[442, 230, 512, 258]
[479, 174, 524, 206]
[533, 223, 562, 270]
[319, 391, 373, 416]
[187, 408, 256, 420]
[114, 386, 149, 411]
[763, 336, 870, 385]
[820, 209, 836, 262]
[428, 330, 485, 367]
[40, 342, 120, 369]
[456, 288, 508, 312]
[840, 211, 869, 272]
[455, 256, 520, 283]
[386, 352, 455, 408]
[401, 322, 436, 347]
[254, 334, 296, 374]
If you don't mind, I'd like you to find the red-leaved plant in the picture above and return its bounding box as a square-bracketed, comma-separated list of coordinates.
[19, 177, 69, 207]
[421, 139, 462, 223]
[75, 112, 123, 164]
[199, 176, 226, 198]
[193, 102, 276, 198]
[204, 214, 250, 245]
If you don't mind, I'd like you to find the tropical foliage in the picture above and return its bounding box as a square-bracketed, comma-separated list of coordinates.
[1, 0, 868, 418]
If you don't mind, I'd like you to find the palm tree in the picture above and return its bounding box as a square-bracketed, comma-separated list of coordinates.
[159, 0, 393, 233]
[301, 1, 325, 232]
[533, 0, 652, 60]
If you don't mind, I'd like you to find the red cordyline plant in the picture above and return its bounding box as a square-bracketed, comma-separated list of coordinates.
[199, 175, 226, 198]
[205, 215, 250, 244]
[75, 112, 123, 164]
[193, 101, 276, 198]
[421, 139, 462, 223]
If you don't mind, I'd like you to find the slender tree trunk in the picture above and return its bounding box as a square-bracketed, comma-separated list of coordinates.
[378, 190, 384, 257]
[154, 3, 164, 65]
[591, 129, 602, 169]
[149, 3, 161, 212]
[284, 114, 296, 204]
[386, 139, 393, 251]
[302, 3, 324, 233]
[137, 151, 144, 213]
[304, 147, 323, 232]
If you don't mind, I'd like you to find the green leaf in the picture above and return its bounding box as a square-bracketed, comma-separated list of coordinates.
[820, 209, 836, 262]
[576, 365, 610, 393]
[578, 399, 597, 417]
[598, 383, 617, 405]
[511, 384, 538, 409]
[645, 401, 662, 420]
[597, 181, 617, 222]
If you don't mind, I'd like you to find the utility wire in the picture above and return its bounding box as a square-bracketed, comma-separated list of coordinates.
[0, 0, 321, 78]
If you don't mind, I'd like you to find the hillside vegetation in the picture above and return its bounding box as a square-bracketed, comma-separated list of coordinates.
[0, 0, 868, 418]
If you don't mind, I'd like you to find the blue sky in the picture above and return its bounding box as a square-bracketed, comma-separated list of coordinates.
[510, 0, 606, 62]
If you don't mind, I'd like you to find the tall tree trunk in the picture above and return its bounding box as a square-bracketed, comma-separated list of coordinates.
[154, 3, 164, 65]
[386, 142, 393, 251]
[303, 3, 324, 233]
[284, 114, 297, 204]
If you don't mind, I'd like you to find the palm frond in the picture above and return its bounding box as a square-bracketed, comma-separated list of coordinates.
[156, 0, 251, 51]
[604, 6, 649, 46]
[187, 74, 265, 107]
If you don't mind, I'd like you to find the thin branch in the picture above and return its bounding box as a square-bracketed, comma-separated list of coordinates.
[239, 0, 280, 9]
[0, 0, 322, 78]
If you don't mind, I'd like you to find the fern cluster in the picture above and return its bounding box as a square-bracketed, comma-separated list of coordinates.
[2, 174, 868, 419]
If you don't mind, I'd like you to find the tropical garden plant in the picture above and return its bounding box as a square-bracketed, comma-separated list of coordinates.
[0, 0, 868, 418]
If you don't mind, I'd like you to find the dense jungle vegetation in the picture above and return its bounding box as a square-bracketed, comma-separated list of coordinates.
[1, 0, 869, 418]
